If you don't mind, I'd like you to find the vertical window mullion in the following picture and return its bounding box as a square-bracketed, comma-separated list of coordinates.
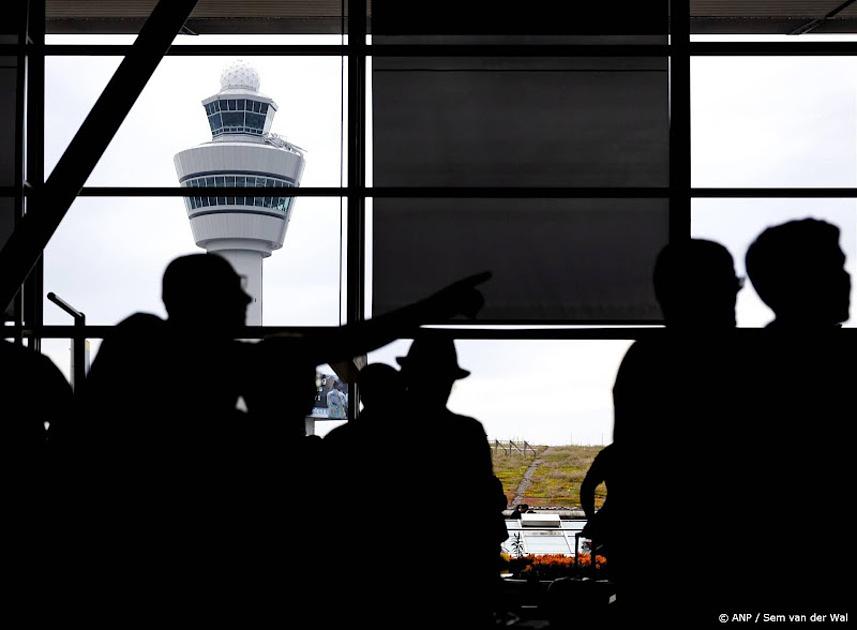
[669, 0, 691, 241]
[346, 0, 368, 420]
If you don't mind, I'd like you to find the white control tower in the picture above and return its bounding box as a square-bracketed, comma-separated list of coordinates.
[174, 60, 305, 324]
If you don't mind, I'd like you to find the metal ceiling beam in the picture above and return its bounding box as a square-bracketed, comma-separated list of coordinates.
[0, 0, 199, 310]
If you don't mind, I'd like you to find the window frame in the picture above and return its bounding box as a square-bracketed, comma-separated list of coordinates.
[7, 0, 857, 405]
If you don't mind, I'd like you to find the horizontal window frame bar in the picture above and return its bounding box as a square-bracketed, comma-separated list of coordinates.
[28, 44, 672, 57]
[691, 42, 857, 56]
[67, 186, 671, 198]
[691, 188, 857, 198]
[15, 326, 857, 341]
[11, 187, 857, 199]
[7, 42, 857, 58]
[12, 325, 663, 340]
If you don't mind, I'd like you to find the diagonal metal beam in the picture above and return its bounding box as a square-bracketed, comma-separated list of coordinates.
[790, 0, 857, 35]
[0, 0, 199, 310]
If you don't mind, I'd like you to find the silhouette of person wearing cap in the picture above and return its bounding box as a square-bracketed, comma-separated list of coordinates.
[384, 335, 506, 628]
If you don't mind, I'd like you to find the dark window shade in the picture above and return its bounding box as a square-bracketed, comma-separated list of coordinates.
[1, 63, 17, 189]
[372, 199, 667, 322]
[372, 49, 669, 322]
[371, 0, 668, 37]
[373, 57, 669, 188]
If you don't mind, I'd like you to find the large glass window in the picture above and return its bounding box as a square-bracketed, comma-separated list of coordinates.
[368, 339, 628, 507]
[24, 14, 857, 429]
[43, 197, 343, 326]
[45, 55, 343, 187]
[692, 199, 857, 328]
[42, 45, 345, 326]
[692, 57, 857, 188]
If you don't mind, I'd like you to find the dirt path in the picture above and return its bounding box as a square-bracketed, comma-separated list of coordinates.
[510, 447, 556, 507]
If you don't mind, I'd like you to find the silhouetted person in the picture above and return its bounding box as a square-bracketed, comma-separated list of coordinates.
[0, 334, 74, 623]
[321, 363, 408, 624]
[738, 219, 852, 613]
[511, 503, 530, 519]
[615, 228, 853, 620]
[614, 239, 742, 441]
[386, 336, 506, 628]
[580, 443, 614, 559]
[654, 239, 743, 329]
[84, 253, 488, 457]
[1, 335, 74, 552]
[746, 218, 850, 328]
[0, 337, 73, 459]
[356, 362, 405, 417]
[83, 254, 252, 456]
[325, 363, 405, 448]
[322, 364, 406, 524]
[78, 253, 489, 622]
[610, 239, 744, 620]
[614, 238, 742, 446]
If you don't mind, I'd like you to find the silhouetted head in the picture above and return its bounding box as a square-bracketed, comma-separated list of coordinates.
[357, 363, 404, 414]
[653, 239, 741, 328]
[746, 219, 850, 328]
[396, 336, 469, 408]
[162, 254, 251, 332]
[244, 344, 317, 439]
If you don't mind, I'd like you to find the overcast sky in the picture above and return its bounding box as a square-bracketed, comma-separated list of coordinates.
[37, 35, 857, 444]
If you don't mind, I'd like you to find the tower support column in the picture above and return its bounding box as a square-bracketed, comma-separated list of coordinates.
[212, 249, 264, 325]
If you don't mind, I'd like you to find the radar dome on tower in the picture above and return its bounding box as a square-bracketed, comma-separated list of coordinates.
[220, 60, 261, 92]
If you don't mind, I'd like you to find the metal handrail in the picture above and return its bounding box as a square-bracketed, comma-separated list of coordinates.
[47, 292, 86, 393]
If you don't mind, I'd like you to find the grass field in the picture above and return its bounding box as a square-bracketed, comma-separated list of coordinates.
[491, 446, 546, 502]
[491, 444, 608, 509]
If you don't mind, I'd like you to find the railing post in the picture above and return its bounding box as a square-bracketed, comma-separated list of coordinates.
[47, 292, 86, 393]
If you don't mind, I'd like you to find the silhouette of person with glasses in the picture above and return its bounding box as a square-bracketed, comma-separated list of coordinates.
[610, 239, 744, 618]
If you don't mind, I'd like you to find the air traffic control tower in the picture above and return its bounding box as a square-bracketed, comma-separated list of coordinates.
[174, 60, 305, 324]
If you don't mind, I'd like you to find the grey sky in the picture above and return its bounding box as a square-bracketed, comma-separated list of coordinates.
[37, 35, 857, 444]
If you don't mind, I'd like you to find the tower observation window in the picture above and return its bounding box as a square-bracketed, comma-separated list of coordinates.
[181, 175, 296, 213]
[208, 99, 266, 136]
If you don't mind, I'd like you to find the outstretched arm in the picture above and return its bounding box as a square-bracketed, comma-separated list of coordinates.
[269, 271, 491, 366]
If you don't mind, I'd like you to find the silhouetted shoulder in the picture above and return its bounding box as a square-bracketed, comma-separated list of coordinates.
[323, 421, 361, 446]
[613, 339, 663, 403]
[100, 313, 168, 349]
[113, 312, 166, 332]
[0, 340, 73, 449]
[444, 411, 488, 438]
